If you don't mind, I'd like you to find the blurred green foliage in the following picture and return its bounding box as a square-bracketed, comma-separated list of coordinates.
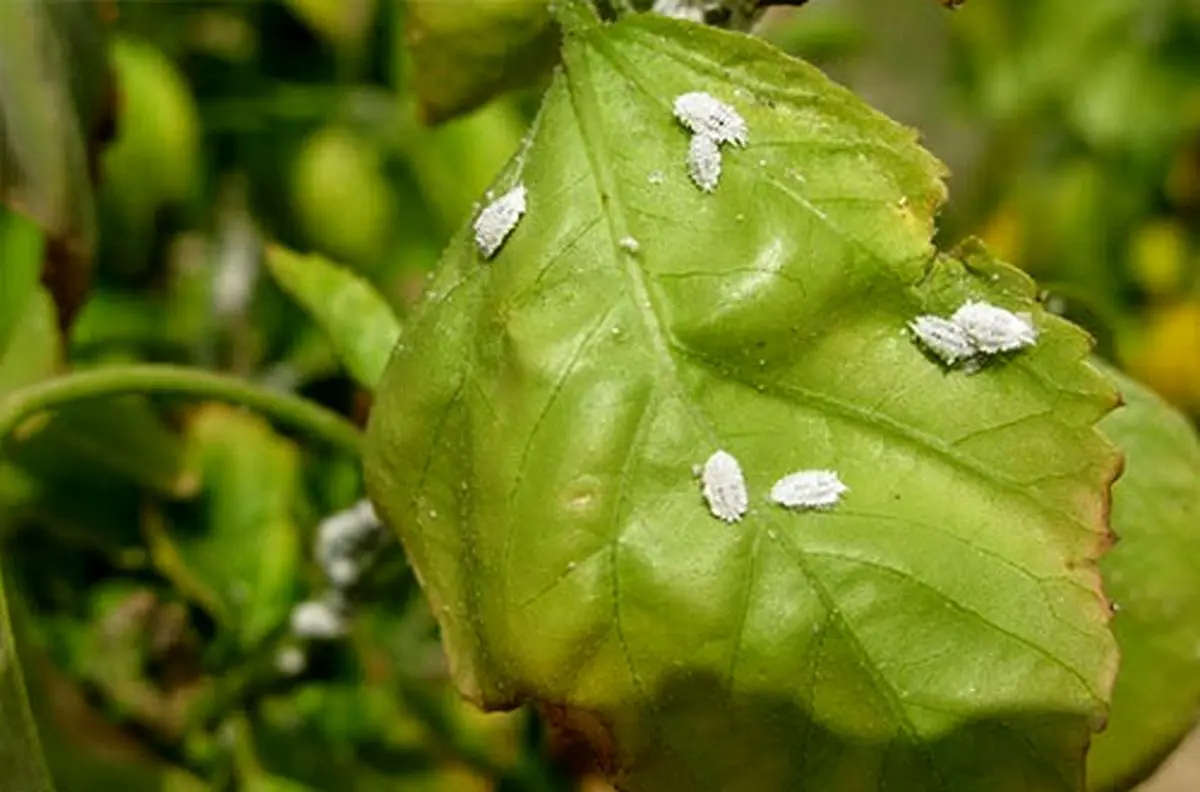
[1, 0, 1199, 791]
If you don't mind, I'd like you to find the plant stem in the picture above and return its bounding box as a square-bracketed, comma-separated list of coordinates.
[0, 364, 363, 457]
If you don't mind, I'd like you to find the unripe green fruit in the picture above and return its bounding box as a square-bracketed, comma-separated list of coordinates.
[290, 126, 395, 267]
[102, 38, 201, 206]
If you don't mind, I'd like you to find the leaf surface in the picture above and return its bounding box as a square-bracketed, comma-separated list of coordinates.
[366, 14, 1121, 791]
[1087, 365, 1200, 792]
[0, 208, 44, 359]
[147, 404, 301, 649]
[0, 566, 55, 792]
[264, 246, 401, 392]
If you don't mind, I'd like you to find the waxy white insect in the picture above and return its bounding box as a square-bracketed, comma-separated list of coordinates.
[908, 315, 977, 366]
[770, 470, 849, 510]
[672, 91, 748, 193]
[473, 183, 526, 258]
[619, 235, 641, 254]
[652, 0, 714, 23]
[290, 597, 347, 640]
[700, 450, 749, 523]
[673, 92, 749, 147]
[950, 301, 1038, 354]
[315, 499, 383, 589]
[910, 299, 1038, 369]
[275, 646, 307, 676]
[687, 134, 723, 193]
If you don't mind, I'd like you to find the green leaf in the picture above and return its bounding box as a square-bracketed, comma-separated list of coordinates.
[1087, 365, 1200, 792]
[264, 245, 401, 392]
[5, 396, 199, 501]
[365, 15, 1121, 791]
[0, 207, 44, 358]
[0, 286, 60, 398]
[405, 0, 559, 124]
[0, 1, 108, 259]
[0, 564, 55, 792]
[146, 404, 302, 648]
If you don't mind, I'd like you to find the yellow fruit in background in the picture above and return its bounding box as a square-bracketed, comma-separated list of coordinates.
[1124, 300, 1200, 412]
[1129, 219, 1187, 297]
[977, 199, 1024, 268]
[290, 126, 395, 267]
[103, 38, 201, 205]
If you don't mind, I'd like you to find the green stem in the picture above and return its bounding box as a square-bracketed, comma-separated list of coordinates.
[551, 0, 601, 34]
[0, 364, 363, 457]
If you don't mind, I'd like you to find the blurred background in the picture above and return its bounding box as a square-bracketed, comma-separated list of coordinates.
[2, 0, 1200, 790]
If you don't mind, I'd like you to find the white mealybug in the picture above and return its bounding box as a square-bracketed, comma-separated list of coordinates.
[473, 183, 527, 259]
[275, 646, 307, 676]
[700, 450, 749, 523]
[909, 315, 978, 366]
[673, 91, 748, 147]
[770, 470, 848, 510]
[652, 0, 709, 22]
[950, 300, 1038, 354]
[315, 498, 384, 589]
[618, 235, 641, 254]
[289, 598, 347, 640]
[687, 134, 723, 193]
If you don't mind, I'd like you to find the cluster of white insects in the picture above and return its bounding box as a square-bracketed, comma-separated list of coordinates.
[701, 450, 849, 522]
[673, 91, 749, 192]
[468, 90, 1042, 523]
[909, 300, 1038, 370]
[281, 500, 387, 672]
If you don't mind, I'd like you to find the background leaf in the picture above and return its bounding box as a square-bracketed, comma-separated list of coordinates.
[0, 207, 44, 357]
[406, 0, 559, 124]
[264, 246, 401, 392]
[0, 0, 112, 326]
[1087, 365, 1200, 792]
[0, 563, 56, 792]
[366, 13, 1120, 791]
[146, 405, 302, 650]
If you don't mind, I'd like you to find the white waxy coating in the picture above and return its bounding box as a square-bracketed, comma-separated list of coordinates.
[909, 315, 978, 366]
[315, 498, 383, 587]
[618, 235, 641, 254]
[275, 646, 307, 676]
[701, 450, 749, 523]
[290, 598, 346, 640]
[673, 91, 749, 147]
[473, 183, 527, 259]
[770, 470, 848, 510]
[687, 134, 723, 193]
[950, 300, 1038, 354]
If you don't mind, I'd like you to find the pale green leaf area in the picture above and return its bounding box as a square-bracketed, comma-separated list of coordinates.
[265, 245, 402, 392]
[366, 13, 1121, 792]
[0, 207, 45, 358]
[147, 404, 301, 649]
[1087, 366, 1200, 792]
